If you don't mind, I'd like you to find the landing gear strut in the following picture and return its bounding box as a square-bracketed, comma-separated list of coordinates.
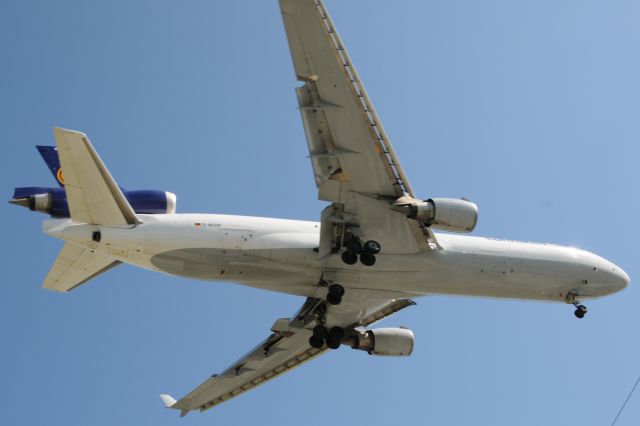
[341, 238, 381, 267]
[566, 291, 588, 319]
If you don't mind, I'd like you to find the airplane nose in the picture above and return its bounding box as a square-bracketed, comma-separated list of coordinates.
[615, 267, 630, 290]
[591, 254, 629, 293]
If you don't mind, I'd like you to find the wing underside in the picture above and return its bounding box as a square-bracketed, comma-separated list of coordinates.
[164, 0, 430, 415]
[165, 295, 415, 415]
[280, 0, 435, 254]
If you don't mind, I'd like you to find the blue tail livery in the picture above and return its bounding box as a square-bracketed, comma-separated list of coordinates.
[10, 145, 176, 217]
[36, 146, 65, 187]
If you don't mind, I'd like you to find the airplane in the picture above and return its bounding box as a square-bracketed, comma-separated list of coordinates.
[10, 0, 629, 417]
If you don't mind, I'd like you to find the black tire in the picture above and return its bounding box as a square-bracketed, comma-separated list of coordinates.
[364, 240, 381, 254]
[313, 325, 328, 339]
[329, 326, 345, 340]
[360, 253, 376, 266]
[345, 238, 364, 253]
[327, 293, 342, 305]
[326, 337, 341, 350]
[309, 336, 324, 348]
[574, 309, 585, 319]
[329, 284, 345, 298]
[577, 304, 587, 314]
[341, 251, 358, 265]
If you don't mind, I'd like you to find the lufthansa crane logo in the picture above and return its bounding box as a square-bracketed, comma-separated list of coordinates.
[56, 168, 65, 185]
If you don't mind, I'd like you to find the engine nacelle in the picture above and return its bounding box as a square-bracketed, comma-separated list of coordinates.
[393, 196, 478, 233]
[10, 188, 69, 217]
[125, 190, 177, 214]
[10, 187, 177, 217]
[351, 327, 414, 356]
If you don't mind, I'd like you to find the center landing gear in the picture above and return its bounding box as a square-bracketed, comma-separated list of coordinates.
[341, 238, 381, 267]
[566, 290, 588, 319]
[326, 284, 345, 305]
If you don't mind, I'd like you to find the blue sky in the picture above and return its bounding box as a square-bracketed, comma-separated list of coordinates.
[1, 0, 639, 424]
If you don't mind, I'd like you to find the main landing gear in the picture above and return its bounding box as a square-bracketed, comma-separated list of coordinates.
[308, 283, 348, 349]
[566, 291, 588, 319]
[341, 238, 381, 267]
[308, 324, 345, 350]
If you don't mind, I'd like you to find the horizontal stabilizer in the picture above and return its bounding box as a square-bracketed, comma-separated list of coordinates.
[43, 243, 120, 292]
[53, 127, 139, 226]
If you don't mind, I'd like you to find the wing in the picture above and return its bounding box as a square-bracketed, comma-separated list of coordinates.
[43, 243, 121, 292]
[280, 0, 436, 254]
[163, 293, 415, 416]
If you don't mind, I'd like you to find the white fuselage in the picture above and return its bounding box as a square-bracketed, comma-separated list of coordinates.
[43, 213, 629, 303]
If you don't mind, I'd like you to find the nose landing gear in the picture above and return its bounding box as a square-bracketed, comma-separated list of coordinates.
[566, 291, 588, 319]
[574, 304, 588, 319]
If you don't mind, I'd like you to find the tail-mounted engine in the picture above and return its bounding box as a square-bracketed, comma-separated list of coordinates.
[10, 187, 177, 217]
[393, 196, 478, 233]
[349, 327, 414, 356]
[9, 145, 177, 218]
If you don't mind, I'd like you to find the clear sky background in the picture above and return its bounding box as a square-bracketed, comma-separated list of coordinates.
[1, 0, 638, 424]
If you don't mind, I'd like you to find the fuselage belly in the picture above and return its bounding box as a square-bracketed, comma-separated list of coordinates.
[43, 213, 628, 302]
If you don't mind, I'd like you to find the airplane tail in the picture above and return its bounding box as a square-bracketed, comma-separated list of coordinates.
[36, 145, 65, 187]
[43, 243, 120, 292]
[10, 140, 176, 218]
[41, 127, 141, 292]
[53, 127, 140, 226]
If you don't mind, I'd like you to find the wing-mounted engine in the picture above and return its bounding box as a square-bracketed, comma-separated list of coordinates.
[349, 327, 414, 356]
[392, 196, 478, 233]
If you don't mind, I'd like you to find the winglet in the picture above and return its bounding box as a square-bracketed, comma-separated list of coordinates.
[159, 394, 177, 409]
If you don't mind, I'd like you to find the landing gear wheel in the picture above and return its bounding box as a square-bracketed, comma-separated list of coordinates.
[329, 326, 345, 340]
[327, 293, 342, 305]
[574, 304, 587, 319]
[345, 238, 364, 253]
[313, 325, 328, 339]
[326, 337, 341, 350]
[327, 284, 345, 305]
[341, 251, 358, 265]
[328, 284, 345, 298]
[364, 240, 381, 254]
[309, 336, 324, 349]
[360, 253, 376, 266]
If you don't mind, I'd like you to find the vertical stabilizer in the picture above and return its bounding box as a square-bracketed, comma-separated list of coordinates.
[36, 145, 65, 187]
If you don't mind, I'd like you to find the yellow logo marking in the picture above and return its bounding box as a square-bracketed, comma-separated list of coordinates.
[56, 168, 65, 185]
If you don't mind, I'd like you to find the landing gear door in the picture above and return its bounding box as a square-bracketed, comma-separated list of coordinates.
[318, 206, 337, 260]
